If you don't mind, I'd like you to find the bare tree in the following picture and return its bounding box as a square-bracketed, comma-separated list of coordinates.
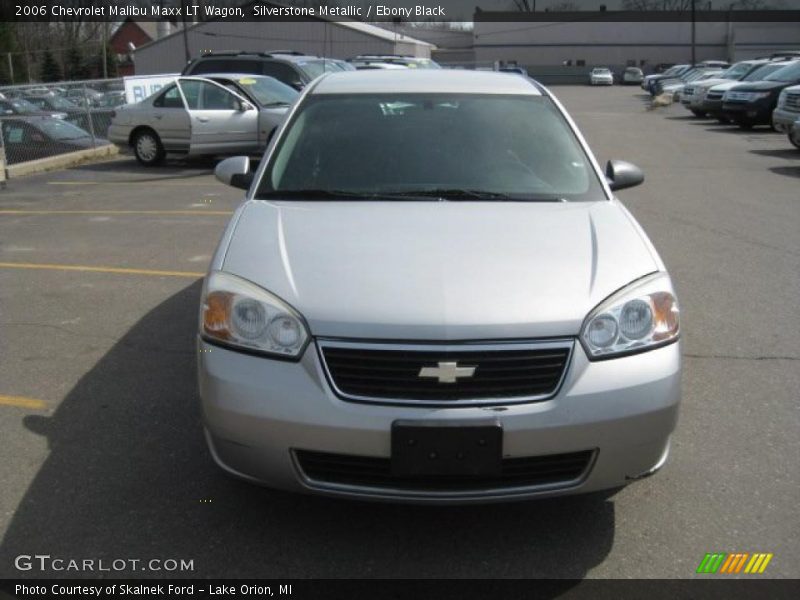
[548, 1, 580, 9]
[622, 0, 694, 9]
[511, 0, 537, 11]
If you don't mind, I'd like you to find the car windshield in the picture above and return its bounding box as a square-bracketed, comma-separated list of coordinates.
[296, 60, 341, 79]
[743, 63, 788, 81]
[48, 96, 78, 109]
[593, 69, 610, 74]
[226, 76, 298, 107]
[38, 119, 90, 140]
[258, 93, 604, 202]
[764, 61, 800, 82]
[722, 62, 754, 79]
[9, 98, 40, 113]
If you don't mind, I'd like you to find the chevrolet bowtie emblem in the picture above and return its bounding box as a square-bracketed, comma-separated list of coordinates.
[418, 361, 477, 384]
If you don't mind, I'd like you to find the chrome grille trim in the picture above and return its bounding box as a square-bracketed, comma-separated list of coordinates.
[316, 338, 574, 407]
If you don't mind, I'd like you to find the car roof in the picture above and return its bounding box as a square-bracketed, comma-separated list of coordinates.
[310, 70, 543, 96]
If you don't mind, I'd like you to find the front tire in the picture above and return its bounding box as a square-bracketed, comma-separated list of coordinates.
[691, 109, 707, 118]
[132, 129, 165, 166]
[789, 132, 800, 150]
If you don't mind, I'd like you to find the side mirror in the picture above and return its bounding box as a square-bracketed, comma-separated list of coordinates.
[289, 80, 304, 91]
[606, 160, 644, 192]
[237, 100, 254, 112]
[214, 156, 253, 190]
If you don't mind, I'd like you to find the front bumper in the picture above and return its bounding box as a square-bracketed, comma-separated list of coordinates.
[198, 337, 681, 504]
[106, 124, 132, 146]
[772, 107, 800, 132]
[722, 100, 773, 125]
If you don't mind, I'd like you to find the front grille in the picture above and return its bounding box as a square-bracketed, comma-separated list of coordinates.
[318, 340, 572, 406]
[784, 93, 800, 112]
[707, 91, 724, 100]
[295, 449, 594, 492]
[683, 86, 695, 96]
[725, 91, 752, 102]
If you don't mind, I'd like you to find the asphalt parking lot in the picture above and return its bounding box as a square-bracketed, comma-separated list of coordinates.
[0, 85, 797, 579]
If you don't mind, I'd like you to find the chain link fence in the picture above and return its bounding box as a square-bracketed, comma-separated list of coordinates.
[0, 78, 124, 168]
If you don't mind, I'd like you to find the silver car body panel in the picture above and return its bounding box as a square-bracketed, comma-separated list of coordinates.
[198, 71, 681, 503]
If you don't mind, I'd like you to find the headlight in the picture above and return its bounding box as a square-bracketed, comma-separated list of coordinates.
[200, 271, 310, 359]
[749, 92, 772, 102]
[580, 272, 680, 360]
[777, 90, 787, 107]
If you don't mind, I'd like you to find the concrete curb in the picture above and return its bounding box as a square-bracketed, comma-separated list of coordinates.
[5, 144, 120, 179]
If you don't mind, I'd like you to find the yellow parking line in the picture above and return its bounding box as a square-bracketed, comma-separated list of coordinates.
[0, 262, 204, 279]
[0, 395, 48, 411]
[0, 210, 232, 216]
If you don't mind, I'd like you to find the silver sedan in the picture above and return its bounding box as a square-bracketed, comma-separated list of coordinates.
[108, 74, 297, 165]
[198, 70, 681, 504]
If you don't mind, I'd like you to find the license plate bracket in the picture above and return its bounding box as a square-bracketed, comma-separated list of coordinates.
[391, 420, 502, 478]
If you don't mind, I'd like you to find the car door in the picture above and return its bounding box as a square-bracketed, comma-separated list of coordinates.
[147, 84, 191, 153]
[177, 78, 259, 155]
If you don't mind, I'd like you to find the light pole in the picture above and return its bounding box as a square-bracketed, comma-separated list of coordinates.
[691, 0, 697, 65]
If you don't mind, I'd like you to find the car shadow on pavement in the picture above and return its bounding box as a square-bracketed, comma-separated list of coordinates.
[0, 282, 615, 581]
[769, 166, 800, 179]
[749, 148, 800, 159]
[71, 157, 222, 178]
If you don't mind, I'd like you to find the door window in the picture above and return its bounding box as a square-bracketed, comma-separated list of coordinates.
[180, 80, 240, 110]
[153, 85, 184, 109]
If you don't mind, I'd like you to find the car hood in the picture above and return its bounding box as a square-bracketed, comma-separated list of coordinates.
[220, 200, 660, 340]
[729, 80, 790, 92]
[693, 77, 731, 89]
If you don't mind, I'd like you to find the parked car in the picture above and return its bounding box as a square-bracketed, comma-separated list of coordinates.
[96, 90, 128, 108]
[200, 70, 682, 503]
[108, 74, 294, 165]
[0, 116, 107, 164]
[65, 87, 105, 107]
[664, 70, 723, 100]
[26, 94, 83, 113]
[589, 67, 614, 85]
[789, 117, 800, 149]
[653, 67, 718, 96]
[25, 94, 118, 137]
[643, 64, 692, 93]
[622, 67, 644, 85]
[498, 66, 529, 76]
[772, 83, 800, 133]
[349, 55, 441, 70]
[354, 63, 409, 71]
[182, 51, 345, 90]
[681, 59, 772, 116]
[0, 97, 67, 120]
[722, 60, 800, 128]
[703, 60, 799, 122]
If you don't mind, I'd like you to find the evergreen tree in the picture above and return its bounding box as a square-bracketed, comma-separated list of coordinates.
[66, 46, 90, 80]
[40, 50, 62, 82]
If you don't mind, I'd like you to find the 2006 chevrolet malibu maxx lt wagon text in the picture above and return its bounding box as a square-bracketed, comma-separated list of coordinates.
[198, 70, 681, 504]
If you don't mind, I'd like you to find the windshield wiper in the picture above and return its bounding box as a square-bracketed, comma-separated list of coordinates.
[257, 189, 567, 202]
[261, 101, 291, 108]
[257, 189, 382, 201]
[375, 189, 567, 202]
